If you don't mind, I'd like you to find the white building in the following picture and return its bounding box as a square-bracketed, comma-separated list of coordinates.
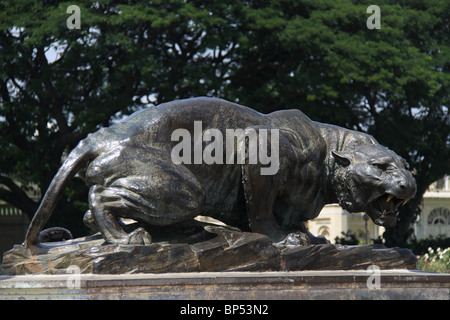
[414, 176, 450, 240]
[306, 204, 385, 244]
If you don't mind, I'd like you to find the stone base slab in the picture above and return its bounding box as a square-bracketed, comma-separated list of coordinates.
[1, 270, 449, 300]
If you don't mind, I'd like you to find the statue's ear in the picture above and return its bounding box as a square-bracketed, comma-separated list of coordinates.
[331, 151, 352, 167]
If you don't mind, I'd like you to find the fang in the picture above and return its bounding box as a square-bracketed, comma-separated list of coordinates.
[386, 194, 394, 203]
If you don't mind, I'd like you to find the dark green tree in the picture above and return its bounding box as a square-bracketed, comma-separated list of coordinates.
[0, 0, 448, 245]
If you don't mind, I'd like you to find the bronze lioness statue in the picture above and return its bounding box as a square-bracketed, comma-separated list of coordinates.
[24, 97, 416, 246]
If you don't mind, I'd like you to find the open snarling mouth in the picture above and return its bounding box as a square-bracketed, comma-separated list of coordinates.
[368, 193, 409, 227]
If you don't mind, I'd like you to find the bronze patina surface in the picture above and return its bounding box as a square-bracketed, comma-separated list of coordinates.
[23, 97, 416, 247]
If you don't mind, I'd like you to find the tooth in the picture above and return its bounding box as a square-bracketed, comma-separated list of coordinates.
[396, 212, 399, 217]
[402, 199, 409, 206]
[382, 210, 387, 215]
[386, 195, 394, 203]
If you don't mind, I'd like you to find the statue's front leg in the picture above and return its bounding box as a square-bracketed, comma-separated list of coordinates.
[242, 163, 285, 241]
[240, 128, 285, 243]
[278, 222, 330, 246]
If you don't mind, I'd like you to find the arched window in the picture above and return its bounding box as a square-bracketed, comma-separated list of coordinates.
[426, 207, 450, 238]
[427, 207, 450, 225]
[318, 226, 330, 239]
[433, 217, 446, 225]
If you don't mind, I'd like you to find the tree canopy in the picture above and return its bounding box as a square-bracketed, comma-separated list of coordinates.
[0, 0, 448, 245]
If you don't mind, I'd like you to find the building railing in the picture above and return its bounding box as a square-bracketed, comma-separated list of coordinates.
[0, 205, 23, 216]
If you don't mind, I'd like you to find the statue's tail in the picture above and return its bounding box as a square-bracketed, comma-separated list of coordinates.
[24, 140, 95, 247]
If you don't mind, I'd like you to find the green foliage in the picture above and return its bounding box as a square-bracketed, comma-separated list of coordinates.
[407, 235, 450, 256]
[0, 0, 448, 242]
[334, 231, 359, 245]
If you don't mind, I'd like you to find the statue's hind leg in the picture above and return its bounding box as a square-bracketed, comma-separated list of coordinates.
[88, 163, 205, 245]
[88, 185, 152, 245]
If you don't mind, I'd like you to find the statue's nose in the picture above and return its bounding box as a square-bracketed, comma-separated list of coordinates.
[396, 171, 416, 199]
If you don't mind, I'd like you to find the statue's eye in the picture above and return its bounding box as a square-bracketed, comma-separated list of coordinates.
[372, 163, 388, 171]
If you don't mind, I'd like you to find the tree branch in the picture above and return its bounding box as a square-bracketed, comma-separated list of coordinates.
[0, 176, 38, 218]
[0, 79, 11, 103]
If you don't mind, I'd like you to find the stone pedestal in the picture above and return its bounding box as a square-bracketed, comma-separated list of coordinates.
[1, 271, 449, 300]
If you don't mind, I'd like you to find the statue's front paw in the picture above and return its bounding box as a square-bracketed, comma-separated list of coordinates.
[276, 231, 311, 247]
[126, 227, 152, 245]
[309, 234, 330, 244]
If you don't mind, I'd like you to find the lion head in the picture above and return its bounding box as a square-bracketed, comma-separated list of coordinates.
[331, 144, 416, 227]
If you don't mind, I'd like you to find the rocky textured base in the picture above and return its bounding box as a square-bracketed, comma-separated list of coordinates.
[2, 222, 417, 275]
